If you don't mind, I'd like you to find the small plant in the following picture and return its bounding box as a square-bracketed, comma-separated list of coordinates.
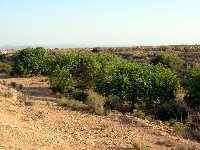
[58, 98, 87, 110]
[191, 129, 200, 140]
[184, 116, 193, 126]
[86, 90, 105, 115]
[173, 122, 187, 137]
[133, 109, 146, 119]
[132, 137, 150, 150]
[99, 123, 112, 130]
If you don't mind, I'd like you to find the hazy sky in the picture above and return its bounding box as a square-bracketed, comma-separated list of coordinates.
[0, 0, 200, 47]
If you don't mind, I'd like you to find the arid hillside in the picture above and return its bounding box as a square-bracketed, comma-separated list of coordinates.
[0, 75, 200, 150]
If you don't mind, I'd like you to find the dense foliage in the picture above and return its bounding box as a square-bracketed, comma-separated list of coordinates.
[13, 47, 50, 75]
[95, 60, 180, 108]
[49, 67, 75, 93]
[47, 51, 180, 118]
[185, 67, 200, 110]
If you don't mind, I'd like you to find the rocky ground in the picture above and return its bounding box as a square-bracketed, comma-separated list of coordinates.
[0, 76, 199, 150]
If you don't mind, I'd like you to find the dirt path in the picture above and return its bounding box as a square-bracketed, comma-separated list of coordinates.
[0, 77, 199, 150]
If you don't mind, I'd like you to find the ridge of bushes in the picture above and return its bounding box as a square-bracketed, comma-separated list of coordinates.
[11, 47, 183, 121]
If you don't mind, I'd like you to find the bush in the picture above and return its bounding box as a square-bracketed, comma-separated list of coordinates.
[173, 122, 187, 137]
[133, 109, 146, 119]
[106, 95, 121, 110]
[49, 67, 75, 93]
[0, 62, 12, 74]
[185, 67, 200, 110]
[155, 102, 187, 121]
[96, 61, 180, 111]
[152, 52, 184, 71]
[13, 47, 51, 75]
[48, 52, 105, 89]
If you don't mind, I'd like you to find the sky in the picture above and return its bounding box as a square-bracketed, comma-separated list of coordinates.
[0, 0, 200, 47]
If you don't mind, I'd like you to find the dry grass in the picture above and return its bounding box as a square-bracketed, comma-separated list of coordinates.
[156, 139, 175, 147]
[132, 137, 151, 150]
[58, 98, 88, 110]
[172, 144, 199, 150]
[86, 89, 105, 115]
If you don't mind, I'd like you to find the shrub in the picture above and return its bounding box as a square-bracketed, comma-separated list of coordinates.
[49, 67, 75, 93]
[147, 64, 180, 104]
[96, 61, 180, 112]
[86, 90, 105, 115]
[155, 102, 187, 121]
[133, 109, 146, 119]
[106, 95, 121, 110]
[185, 67, 200, 110]
[48, 52, 105, 89]
[173, 122, 187, 137]
[152, 52, 184, 71]
[13, 47, 50, 75]
[0, 62, 12, 74]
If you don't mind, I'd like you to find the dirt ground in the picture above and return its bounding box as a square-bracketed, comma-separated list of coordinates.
[0, 75, 200, 150]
